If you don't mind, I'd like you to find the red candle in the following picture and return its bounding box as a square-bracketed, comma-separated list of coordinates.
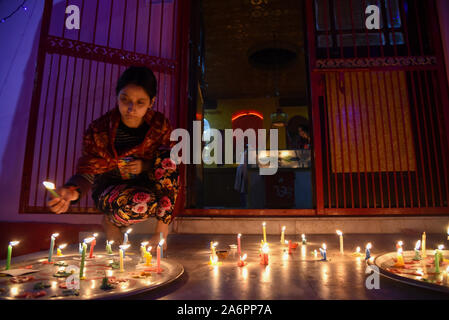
[237, 253, 247, 267]
[88, 233, 98, 258]
[237, 234, 242, 257]
[260, 243, 269, 265]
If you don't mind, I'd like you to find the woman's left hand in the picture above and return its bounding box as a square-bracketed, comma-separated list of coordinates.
[122, 159, 149, 175]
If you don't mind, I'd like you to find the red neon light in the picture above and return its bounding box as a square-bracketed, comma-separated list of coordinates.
[231, 110, 264, 122]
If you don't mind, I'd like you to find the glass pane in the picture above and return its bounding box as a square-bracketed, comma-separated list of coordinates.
[385, 0, 402, 28]
[389, 32, 404, 45]
[336, 33, 386, 47]
[315, 0, 331, 31]
[317, 34, 333, 48]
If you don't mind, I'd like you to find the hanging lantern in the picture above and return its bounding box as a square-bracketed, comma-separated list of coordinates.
[270, 108, 288, 127]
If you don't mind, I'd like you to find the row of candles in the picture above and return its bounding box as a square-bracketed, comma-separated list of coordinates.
[208, 223, 449, 271]
[5, 228, 166, 277]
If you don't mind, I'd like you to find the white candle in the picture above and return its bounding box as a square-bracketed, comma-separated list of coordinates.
[157, 239, 165, 273]
[48, 233, 59, 262]
[336, 230, 344, 254]
[123, 228, 132, 245]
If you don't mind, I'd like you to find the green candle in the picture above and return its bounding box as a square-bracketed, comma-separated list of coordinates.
[79, 242, 87, 279]
[5, 241, 19, 270]
[106, 240, 113, 254]
[435, 249, 440, 274]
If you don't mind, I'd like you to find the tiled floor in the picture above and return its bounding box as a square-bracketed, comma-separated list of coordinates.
[123, 233, 449, 300]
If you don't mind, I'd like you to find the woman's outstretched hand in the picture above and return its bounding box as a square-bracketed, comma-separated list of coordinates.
[47, 187, 79, 214]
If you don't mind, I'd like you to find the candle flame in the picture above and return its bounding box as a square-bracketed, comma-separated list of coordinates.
[52, 233, 59, 238]
[42, 181, 55, 190]
[93, 233, 98, 238]
[147, 246, 152, 252]
[241, 254, 247, 261]
[126, 228, 132, 234]
[119, 244, 131, 250]
[356, 246, 361, 253]
[282, 226, 286, 231]
[438, 244, 445, 250]
[336, 230, 343, 236]
[366, 243, 372, 249]
[415, 240, 421, 250]
[84, 237, 95, 244]
[9, 241, 19, 246]
[322, 243, 327, 250]
[263, 222, 266, 227]
[159, 239, 165, 246]
[397, 241, 403, 246]
[212, 241, 218, 248]
[141, 241, 149, 246]
[262, 244, 269, 254]
[109, 240, 114, 245]
[58, 244, 67, 249]
[238, 233, 241, 238]
[301, 234, 305, 239]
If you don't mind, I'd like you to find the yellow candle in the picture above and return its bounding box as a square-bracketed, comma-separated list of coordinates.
[395, 248, 405, 267]
[56, 244, 67, 256]
[263, 222, 267, 243]
[145, 246, 153, 266]
[119, 244, 130, 272]
[140, 242, 148, 260]
[280, 226, 285, 244]
[422, 232, 427, 258]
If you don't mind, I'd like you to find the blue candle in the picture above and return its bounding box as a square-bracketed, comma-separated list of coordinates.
[365, 243, 372, 260]
[48, 233, 59, 262]
[319, 243, 327, 261]
[160, 232, 164, 258]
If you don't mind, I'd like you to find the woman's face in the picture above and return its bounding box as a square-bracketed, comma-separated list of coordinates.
[117, 84, 155, 127]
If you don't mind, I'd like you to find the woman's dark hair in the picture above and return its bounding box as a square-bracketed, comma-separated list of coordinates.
[115, 65, 157, 99]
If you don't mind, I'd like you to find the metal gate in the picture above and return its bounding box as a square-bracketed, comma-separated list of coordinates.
[19, 0, 190, 214]
[306, 0, 449, 215]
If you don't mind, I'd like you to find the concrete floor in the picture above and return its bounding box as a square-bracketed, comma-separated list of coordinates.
[3, 233, 449, 300]
[122, 233, 449, 300]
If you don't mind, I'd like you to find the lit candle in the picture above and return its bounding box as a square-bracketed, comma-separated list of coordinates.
[48, 233, 59, 263]
[123, 228, 132, 245]
[237, 253, 247, 267]
[119, 244, 130, 273]
[57, 244, 67, 256]
[394, 248, 405, 267]
[422, 232, 427, 258]
[313, 249, 318, 258]
[336, 230, 344, 254]
[209, 241, 218, 265]
[447, 227, 449, 241]
[280, 226, 286, 244]
[145, 246, 153, 266]
[301, 234, 307, 245]
[262, 222, 267, 243]
[157, 239, 164, 273]
[80, 237, 94, 280]
[365, 243, 372, 260]
[42, 181, 60, 198]
[435, 246, 443, 274]
[6, 241, 19, 270]
[237, 234, 242, 257]
[396, 241, 403, 250]
[319, 243, 327, 261]
[88, 233, 97, 259]
[260, 243, 269, 265]
[413, 240, 422, 261]
[160, 233, 164, 259]
[140, 241, 149, 262]
[106, 240, 114, 254]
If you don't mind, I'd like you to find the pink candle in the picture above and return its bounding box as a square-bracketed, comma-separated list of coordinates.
[157, 239, 164, 273]
[237, 234, 242, 257]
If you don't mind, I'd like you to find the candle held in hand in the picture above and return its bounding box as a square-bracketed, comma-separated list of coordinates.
[42, 181, 61, 198]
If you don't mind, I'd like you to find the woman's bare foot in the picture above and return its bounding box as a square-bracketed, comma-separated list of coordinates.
[102, 215, 123, 245]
